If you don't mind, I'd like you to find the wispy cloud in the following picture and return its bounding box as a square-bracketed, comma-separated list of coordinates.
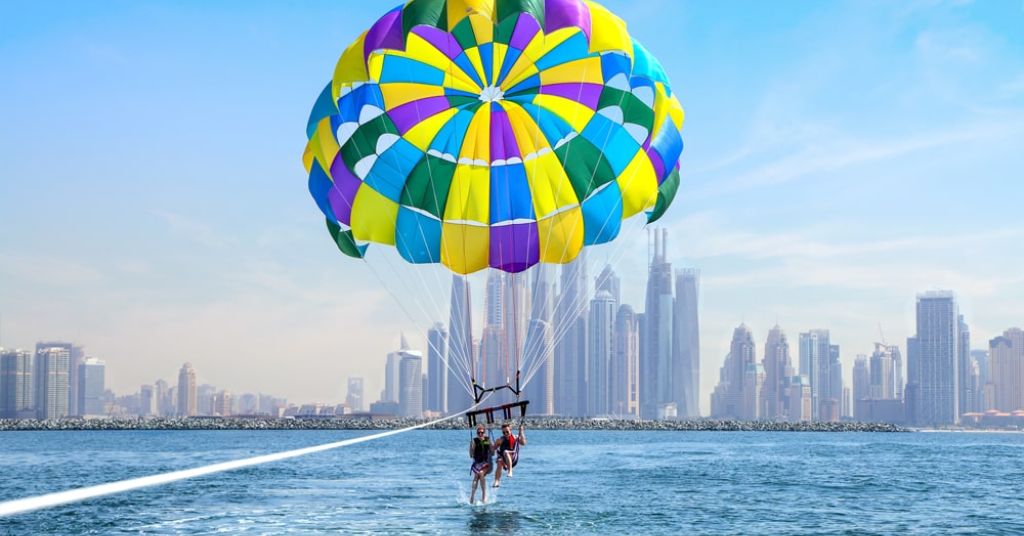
[152, 209, 230, 248]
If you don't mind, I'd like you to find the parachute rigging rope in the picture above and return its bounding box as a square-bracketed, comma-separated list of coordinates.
[0, 402, 485, 518]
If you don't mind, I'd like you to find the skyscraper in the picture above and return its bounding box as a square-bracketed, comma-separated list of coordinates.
[852, 356, 870, 419]
[78, 358, 106, 418]
[712, 324, 756, 420]
[384, 337, 405, 404]
[958, 315, 972, 418]
[523, 264, 554, 415]
[503, 272, 530, 386]
[447, 274, 473, 413]
[673, 268, 700, 418]
[762, 325, 792, 420]
[595, 264, 621, 305]
[821, 344, 843, 422]
[611, 304, 639, 418]
[913, 291, 959, 426]
[1, 349, 33, 418]
[641, 230, 672, 419]
[798, 329, 831, 420]
[139, 384, 155, 417]
[426, 323, 447, 414]
[398, 350, 423, 418]
[587, 291, 616, 416]
[989, 328, 1023, 412]
[154, 379, 170, 417]
[869, 343, 899, 400]
[34, 345, 70, 420]
[346, 377, 364, 412]
[556, 250, 587, 416]
[177, 362, 197, 417]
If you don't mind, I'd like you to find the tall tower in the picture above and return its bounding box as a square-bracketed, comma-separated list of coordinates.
[711, 324, 756, 419]
[556, 250, 588, 416]
[587, 291, 616, 416]
[852, 356, 870, 418]
[346, 377, 365, 412]
[798, 329, 831, 420]
[78, 358, 106, 418]
[34, 345, 70, 420]
[988, 328, 1023, 412]
[762, 325, 792, 420]
[426, 323, 447, 414]
[1, 349, 34, 418]
[447, 275, 473, 413]
[641, 229, 673, 419]
[612, 304, 639, 417]
[914, 291, 959, 426]
[673, 269, 700, 418]
[398, 350, 423, 418]
[523, 264, 554, 414]
[177, 362, 197, 417]
[957, 315, 972, 419]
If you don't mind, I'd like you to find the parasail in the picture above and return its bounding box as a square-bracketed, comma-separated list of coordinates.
[303, 0, 684, 276]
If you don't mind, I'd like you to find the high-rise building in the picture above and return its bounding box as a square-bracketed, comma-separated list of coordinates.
[821, 344, 843, 422]
[346, 377, 364, 412]
[34, 345, 70, 420]
[743, 362, 765, 420]
[799, 329, 831, 421]
[912, 291, 959, 426]
[384, 337, 405, 404]
[587, 291, 616, 416]
[869, 344, 899, 400]
[762, 325, 792, 420]
[783, 375, 812, 422]
[154, 379, 170, 417]
[503, 272, 530, 386]
[211, 390, 232, 416]
[972, 349, 990, 411]
[556, 250, 587, 416]
[989, 328, 1023, 412]
[426, 323, 447, 414]
[641, 230, 672, 419]
[1, 349, 34, 418]
[852, 356, 870, 419]
[595, 264, 621, 305]
[139, 384, 155, 417]
[78, 358, 106, 418]
[447, 274, 474, 414]
[398, 350, 423, 418]
[197, 384, 216, 416]
[711, 324, 756, 420]
[673, 269, 700, 418]
[523, 265, 554, 415]
[611, 304, 639, 418]
[958, 316, 973, 418]
[177, 362, 197, 417]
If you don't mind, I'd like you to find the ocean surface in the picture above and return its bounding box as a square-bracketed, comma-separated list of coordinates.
[1, 430, 1023, 534]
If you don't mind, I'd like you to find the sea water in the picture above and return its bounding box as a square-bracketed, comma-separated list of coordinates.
[1, 430, 1023, 534]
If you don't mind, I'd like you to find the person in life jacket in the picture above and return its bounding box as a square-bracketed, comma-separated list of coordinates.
[469, 424, 493, 504]
[492, 423, 526, 488]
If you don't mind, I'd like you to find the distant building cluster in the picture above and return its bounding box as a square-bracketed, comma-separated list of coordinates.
[365, 229, 701, 420]
[5, 235, 1023, 428]
[706, 291, 1024, 427]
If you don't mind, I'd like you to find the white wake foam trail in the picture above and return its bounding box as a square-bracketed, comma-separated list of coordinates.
[0, 412, 465, 518]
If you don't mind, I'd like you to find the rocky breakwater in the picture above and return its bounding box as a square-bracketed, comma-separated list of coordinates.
[0, 417, 906, 432]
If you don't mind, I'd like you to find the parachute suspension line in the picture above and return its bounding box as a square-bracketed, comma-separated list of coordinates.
[518, 58, 646, 390]
[521, 215, 647, 389]
[0, 403, 484, 518]
[310, 124, 473, 397]
[362, 257, 474, 397]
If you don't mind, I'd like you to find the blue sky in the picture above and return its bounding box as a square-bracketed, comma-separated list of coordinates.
[1, 0, 1022, 409]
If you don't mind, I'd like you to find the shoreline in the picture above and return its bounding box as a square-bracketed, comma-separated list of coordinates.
[0, 417, 911, 432]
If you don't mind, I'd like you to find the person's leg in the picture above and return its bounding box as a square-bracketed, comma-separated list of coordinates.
[505, 451, 514, 477]
[493, 459, 504, 487]
[471, 471, 481, 504]
[480, 471, 488, 503]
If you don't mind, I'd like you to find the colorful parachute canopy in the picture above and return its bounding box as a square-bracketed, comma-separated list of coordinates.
[303, 0, 684, 274]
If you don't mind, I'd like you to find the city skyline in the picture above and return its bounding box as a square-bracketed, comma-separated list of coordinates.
[2, 1, 1023, 407]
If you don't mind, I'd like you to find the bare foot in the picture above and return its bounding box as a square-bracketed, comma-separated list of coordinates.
[492, 480, 501, 488]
